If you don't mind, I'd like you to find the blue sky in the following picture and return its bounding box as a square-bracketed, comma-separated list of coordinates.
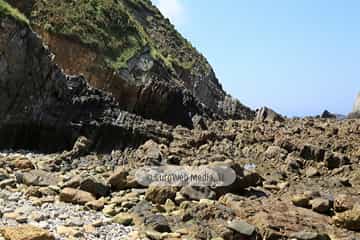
[155, 0, 360, 117]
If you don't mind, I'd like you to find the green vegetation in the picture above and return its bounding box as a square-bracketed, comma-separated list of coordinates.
[30, 0, 146, 70]
[0, 0, 29, 25]
[7, 0, 213, 75]
[122, 0, 205, 71]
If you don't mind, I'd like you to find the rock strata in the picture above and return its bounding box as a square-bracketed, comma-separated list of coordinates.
[7, 0, 254, 126]
[0, 14, 172, 152]
[1, 2, 360, 240]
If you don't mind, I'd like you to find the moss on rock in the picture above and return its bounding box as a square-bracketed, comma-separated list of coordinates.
[0, 0, 29, 25]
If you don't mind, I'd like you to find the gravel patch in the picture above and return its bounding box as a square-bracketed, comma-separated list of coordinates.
[0, 190, 133, 240]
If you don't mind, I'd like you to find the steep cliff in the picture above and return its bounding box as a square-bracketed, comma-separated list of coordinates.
[6, 0, 254, 126]
[0, 4, 172, 152]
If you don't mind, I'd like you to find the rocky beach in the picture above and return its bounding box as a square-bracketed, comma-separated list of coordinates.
[0, 0, 360, 240]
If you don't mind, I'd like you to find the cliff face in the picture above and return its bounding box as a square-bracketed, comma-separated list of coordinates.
[0, 7, 172, 152]
[6, 0, 254, 126]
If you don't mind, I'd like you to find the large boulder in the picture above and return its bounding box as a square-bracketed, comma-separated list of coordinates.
[333, 206, 360, 231]
[59, 187, 96, 205]
[0, 225, 54, 240]
[15, 170, 59, 187]
[145, 186, 177, 204]
[79, 176, 110, 198]
[320, 110, 336, 119]
[210, 162, 263, 196]
[107, 167, 140, 191]
[255, 107, 285, 122]
[180, 186, 217, 201]
[300, 144, 325, 161]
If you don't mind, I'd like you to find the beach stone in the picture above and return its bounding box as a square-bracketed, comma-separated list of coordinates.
[0, 225, 54, 240]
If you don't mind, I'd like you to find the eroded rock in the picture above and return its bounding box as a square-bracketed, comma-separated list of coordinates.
[59, 188, 96, 205]
[0, 225, 54, 240]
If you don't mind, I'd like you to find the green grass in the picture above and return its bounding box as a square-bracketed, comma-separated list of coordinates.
[0, 0, 29, 25]
[125, 2, 201, 71]
[107, 41, 142, 69]
[16, 0, 212, 75]
[30, 0, 146, 70]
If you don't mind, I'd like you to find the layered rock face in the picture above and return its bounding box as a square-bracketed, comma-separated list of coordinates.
[6, 0, 254, 126]
[0, 13, 172, 152]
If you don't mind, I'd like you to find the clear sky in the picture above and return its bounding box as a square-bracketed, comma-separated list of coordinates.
[155, 0, 360, 117]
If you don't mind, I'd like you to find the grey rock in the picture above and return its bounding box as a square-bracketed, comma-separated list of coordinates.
[180, 186, 217, 201]
[59, 188, 96, 205]
[210, 162, 263, 195]
[324, 152, 350, 170]
[79, 177, 110, 198]
[62, 175, 82, 189]
[264, 146, 288, 160]
[306, 167, 320, 178]
[145, 186, 177, 204]
[16, 170, 59, 187]
[131, 200, 153, 218]
[218, 96, 255, 120]
[333, 206, 360, 231]
[57, 136, 92, 161]
[310, 198, 330, 214]
[0, 170, 9, 181]
[255, 107, 285, 122]
[285, 155, 303, 174]
[227, 220, 256, 236]
[292, 194, 311, 208]
[192, 115, 208, 130]
[320, 110, 336, 119]
[0, 179, 16, 188]
[107, 168, 140, 191]
[300, 144, 325, 161]
[334, 194, 356, 213]
[144, 214, 171, 233]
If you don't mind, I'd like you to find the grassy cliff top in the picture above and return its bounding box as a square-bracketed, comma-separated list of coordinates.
[29, 0, 147, 70]
[0, 0, 29, 24]
[7, 0, 218, 78]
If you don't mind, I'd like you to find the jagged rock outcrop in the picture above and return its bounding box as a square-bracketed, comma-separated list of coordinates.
[6, 0, 254, 126]
[255, 107, 285, 122]
[320, 110, 336, 119]
[349, 92, 360, 118]
[0, 12, 172, 152]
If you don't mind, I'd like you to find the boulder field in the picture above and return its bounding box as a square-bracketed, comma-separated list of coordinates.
[1, 1, 360, 240]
